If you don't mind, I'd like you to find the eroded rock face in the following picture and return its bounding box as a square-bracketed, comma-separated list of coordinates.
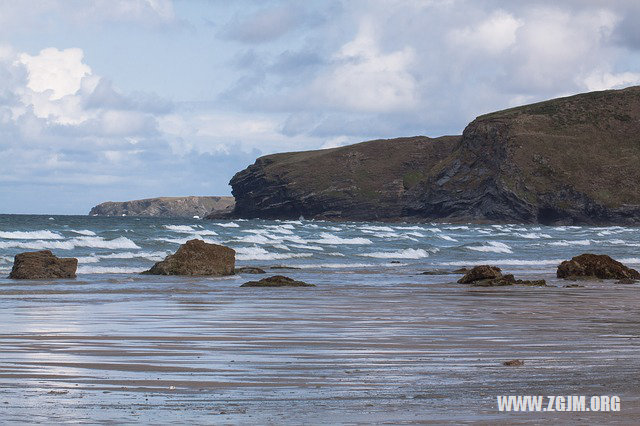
[142, 239, 235, 276]
[240, 275, 314, 287]
[557, 254, 640, 280]
[9, 250, 77, 279]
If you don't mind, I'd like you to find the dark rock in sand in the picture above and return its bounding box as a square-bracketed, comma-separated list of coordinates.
[9, 250, 77, 279]
[240, 275, 315, 287]
[616, 278, 638, 284]
[564, 284, 585, 288]
[235, 267, 266, 274]
[142, 239, 235, 276]
[557, 253, 640, 280]
[459, 265, 546, 287]
[458, 265, 502, 284]
[503, 359, 525, 367]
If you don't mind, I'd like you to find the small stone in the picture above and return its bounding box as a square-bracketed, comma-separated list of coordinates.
[503, 359, 525, 366]
[241, 275, 315, 287]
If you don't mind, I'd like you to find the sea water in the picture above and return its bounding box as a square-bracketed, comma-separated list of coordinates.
[0, 214, 639, 423]
[1, 214, 638, 276]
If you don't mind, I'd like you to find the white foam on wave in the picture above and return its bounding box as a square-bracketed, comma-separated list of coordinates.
[289, 244, 324, 251]
[359, 225, 395, 232]
[69, 229, 97, 236]
[100, 251, 168, 261]
[215, 222, 240, 228]
[235, 246, 313, 261]
[76, 255, 100, 264]
[163, 225, 217, 236]
[163, 225, 197, 232]
[0, 236, 140, 250]
[438, 235, 458, 242]
[297, 262, 375, 269]
[0, 230, 64, 240]
[394, 225, 425, 231]
[549, 239, 591, 247]
[312, 232, 372, 245]
[620, 257, 640, 265]
[262, 225, 295, 235]
[466, 241, 513, 254]
[441, 258, 564, 266]
[516, 232, 552, 239]
[158, 236, 217, 245]
[361, 248, 430, 259]
[77, 266, 145, 274]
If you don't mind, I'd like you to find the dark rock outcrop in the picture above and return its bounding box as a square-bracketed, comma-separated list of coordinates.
[142, 239, 235, 276]
[90, 196, 234, 218]
[557, 254, 640, 280]
[240, 275, 314, 287]
[503, 359, 525, 367]
[235, 267, 266, 274]
[458, 265, 546, 287]
[230, 87, 640, 224]
[457, 265, 502, 284]
[9, 250, 77, 279]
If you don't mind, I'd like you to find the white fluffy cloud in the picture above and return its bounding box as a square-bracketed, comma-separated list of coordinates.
[312, 19, 418, 113]
[449, 10, 523, 54]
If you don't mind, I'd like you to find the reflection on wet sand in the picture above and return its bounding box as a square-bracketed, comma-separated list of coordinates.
[0, 272, 639, 423]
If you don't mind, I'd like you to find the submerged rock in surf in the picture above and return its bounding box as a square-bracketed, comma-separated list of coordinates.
[503, 359, 525, 366]
[142, 239, 235, 276]
[240, 275, 314, 287]
[557, 253, 640, 281]
[235, 266, 266, 274]
[9, 250, 77, 279]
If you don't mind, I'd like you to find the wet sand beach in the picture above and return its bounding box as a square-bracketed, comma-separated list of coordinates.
[1, 270, 638, 424]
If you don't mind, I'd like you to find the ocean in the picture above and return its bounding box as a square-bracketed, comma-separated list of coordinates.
[1, 214, 639, 423]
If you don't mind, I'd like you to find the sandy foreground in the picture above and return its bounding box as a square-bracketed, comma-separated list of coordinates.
[0, 271, 638, 424]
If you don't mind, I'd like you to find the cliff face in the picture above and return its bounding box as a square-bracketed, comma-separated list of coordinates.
[231, 136, 460, 220]
[230, 86, 640, 224]
[89, 196, 235, 218]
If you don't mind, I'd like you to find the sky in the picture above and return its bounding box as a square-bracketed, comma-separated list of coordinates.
[1, 0, 640, 214]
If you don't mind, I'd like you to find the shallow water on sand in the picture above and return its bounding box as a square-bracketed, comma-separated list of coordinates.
[0, 215, 639, 423]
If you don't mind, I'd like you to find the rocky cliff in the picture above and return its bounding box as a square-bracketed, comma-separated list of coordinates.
[230, 86, 640, 225]
[89, 196, 234, 218]
[231, 136, 460, 220]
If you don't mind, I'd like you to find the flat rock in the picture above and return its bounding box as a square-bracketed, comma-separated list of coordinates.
[9, 250, 77, 279]
[460, 266, 546, 287]
[142, 239, 235, 276]
[235, 267, 266, 274]
[557, 253, 640, 280]
[503, 359, 525, 367]
[240, 275, 315, 287]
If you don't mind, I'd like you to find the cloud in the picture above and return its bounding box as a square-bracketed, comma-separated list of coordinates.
[449, 10, 523, 55]
[222, 3, 317, 43]
[0, 0, 176, 34]
[310, 18, 418, 113]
